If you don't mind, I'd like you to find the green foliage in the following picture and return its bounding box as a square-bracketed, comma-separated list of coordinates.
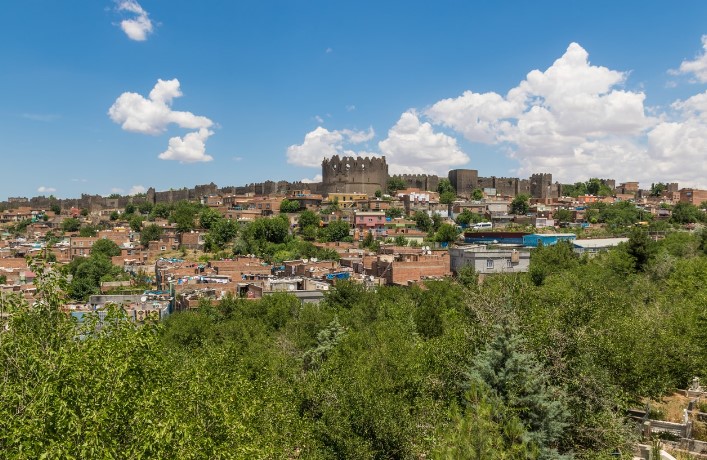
[61, 217, 81, 232]
[554, 208, 573, 223]
[650, 182, 667, 197]
[298, 209, 320, 229]
[432, 212, 444, 231]
[387, 176, 407, 195]
[80, 208, 89, 217]
[385, 207, 404, 219]
[439, 191, 456, 205]
[670, 201, 703, 224]
[150, 202, 172, 219]
[109, 210, 120, 221]
[50, 202, 61, 214]
[170, 200, 202, 232]
[124, 202, 136, 215]
[199, 207, 222, 229]
[437, 178, 455, 195]
[79, 224, 98, 237]
[374, 189, 382, 198]
[0, 274, 6, 284]
[129, 215, 143, 232]
[3, 231, 707, 458]
[319, 219, 350, 242]
[137, 200, 153, 215]
[413, 211, 433, 232]
[140, 223, 163, 247]
[455, 209, 483, 226]
[279, 198, 301, 213]
[204, 218, 238, 251]
[626, 227, 656, 272]
[471, 188, 484, 200]
[529, 241, 580, 286]
[394, 235, 408, 246]
[91, 238, 121, 258]
[510, 194, 530, 215]
[435, 223, 460, 244]
[464, 325, 569, 458]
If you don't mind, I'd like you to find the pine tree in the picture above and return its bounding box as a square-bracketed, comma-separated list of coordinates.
[463, 324, 571, 459]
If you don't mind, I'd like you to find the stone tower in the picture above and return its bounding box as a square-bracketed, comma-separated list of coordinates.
[321, 155, 389, 196]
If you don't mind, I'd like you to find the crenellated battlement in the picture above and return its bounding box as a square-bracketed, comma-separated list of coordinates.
[321, 155, 388, 196]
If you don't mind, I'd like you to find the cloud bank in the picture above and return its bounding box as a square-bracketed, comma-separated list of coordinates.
[288, 38, 707, 188]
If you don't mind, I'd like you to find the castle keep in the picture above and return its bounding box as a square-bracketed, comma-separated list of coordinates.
[321, 155, 388, 196]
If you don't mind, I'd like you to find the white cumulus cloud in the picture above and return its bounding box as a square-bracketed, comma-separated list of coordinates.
[117, 0, 153, 41]
[129, 185, 147, 195]
[37, 186, 56, 193]
[287, 126, 375, 167]
[673, 35, 707, 83]
[378, 111, 469, 175]
[109, 79, 216, 163]
[301, 174, 323, 183]
[108, 79, 213, 135]
[426, 42, 654, 183]
[159, 128, 214, 163]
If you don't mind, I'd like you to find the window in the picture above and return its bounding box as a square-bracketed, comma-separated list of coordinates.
[486, 259, 494, 269]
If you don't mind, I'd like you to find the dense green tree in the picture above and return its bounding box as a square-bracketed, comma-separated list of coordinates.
[385, 207, 404, 219]
[50, 202, 61, 215]
[140, 223, 163, 247]
[61, 217, 81, 232]
[374, 189, 382, 198]
[79, 224, 98, 237]
[435, 223, 460, 244]
[437, 178, 455, 195]
[670, 202, 702, 224]
[298, 209, 320, 229]
[91, 238, 121, 258]
[464, 325, 569, 458]
[129, 215, 144, 233]
[137, 201, 153, 215]
[198, 207, 222, 230]
[455, 209, 483, 226]
[320, 219, 350, 242]
[510, 194, 530, 215]
[553, 208, 573, 223]
[471, 188, 484, 200]
[431, 212, 444, 232]
[109, 210, 120, 221]
[170, 201, 201, 232]
[394, 235, 408, 246]
[80, 208, 89, 217]
[439, 191, 456, 205]
[204, 218, 238, 251]
[529, 241, 579, 286]
[626, 228, 656, 272]
[124, 203, 136, 215]
[387, 177, 407, 195]
[650, 182, 667, 197]
[279, 199, 301, 213]
[413, 211, 433, 232]
[150, 202, 171, 219]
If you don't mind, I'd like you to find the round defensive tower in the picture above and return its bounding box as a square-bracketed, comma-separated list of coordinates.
[321, 155, 389, 196]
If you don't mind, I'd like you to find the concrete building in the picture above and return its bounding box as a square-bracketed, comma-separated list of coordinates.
[450, 246, 530, 275]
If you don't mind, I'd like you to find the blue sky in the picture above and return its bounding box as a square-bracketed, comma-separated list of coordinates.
[3, 0, 707, 199]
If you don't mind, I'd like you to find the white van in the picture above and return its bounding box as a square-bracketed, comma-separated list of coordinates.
[472, 222, 493, 230]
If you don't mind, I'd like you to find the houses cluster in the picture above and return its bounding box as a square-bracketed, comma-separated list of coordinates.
[2, 163, 706, 319]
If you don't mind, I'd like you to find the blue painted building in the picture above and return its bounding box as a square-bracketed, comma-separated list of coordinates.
[523, 233, 576, 247]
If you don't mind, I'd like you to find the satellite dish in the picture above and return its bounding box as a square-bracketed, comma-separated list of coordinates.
[140, 296, 147, 302]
